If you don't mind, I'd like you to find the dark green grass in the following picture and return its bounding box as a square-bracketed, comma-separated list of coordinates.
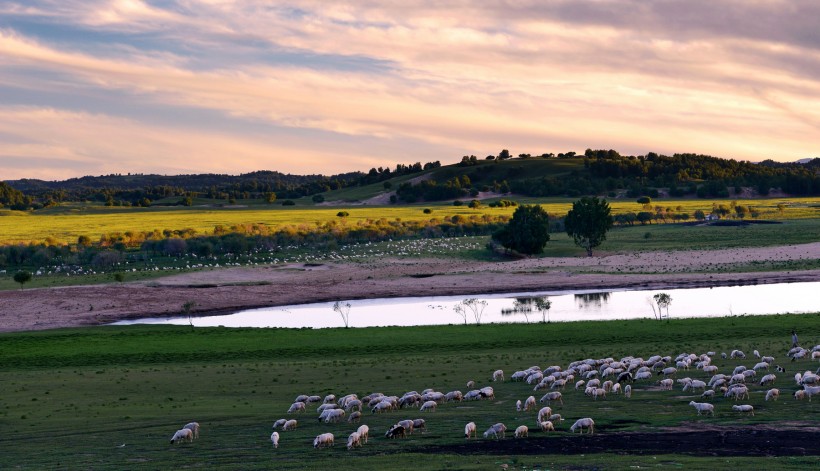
[1, 314, 819, 469]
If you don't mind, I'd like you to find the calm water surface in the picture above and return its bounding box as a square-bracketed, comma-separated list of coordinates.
[113, 281, 820, 328]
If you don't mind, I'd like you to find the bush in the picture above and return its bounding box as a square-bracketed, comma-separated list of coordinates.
[453, 200, 464, 206]
[282, 200, 295, 206]
[336, 211, 350, 217]
[423, 208, 432, 214]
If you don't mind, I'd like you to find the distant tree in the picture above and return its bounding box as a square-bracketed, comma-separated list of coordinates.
[265, 192, 278, 204]
[636, 196, 652, 207]
[282, 200, 295, 206]
[468, 199, 482, 209]
[13, 270, 32, 289]
[383, 181, 393, 190]
[311, 194, 324, 203]
[113, 272, 125, 283]
[652, 293, 672, 320]
[423, 208, 432, 214]
[336, 211, 350, 217]
[77, 235, 92, 247]
[734, 205, 748, 219]
[694, 209, 706, 221]
[333, 301, 352, 328]
[533, 297, 552, 323]
[498, 149, 511, 160]
[636, 211, 653, 225]
[565, 197, 614, 256]
[453, 298, 488, 325]
[492, 204, 550, 255]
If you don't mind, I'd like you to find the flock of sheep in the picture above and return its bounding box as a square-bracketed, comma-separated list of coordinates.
[169, 344, 820, 451]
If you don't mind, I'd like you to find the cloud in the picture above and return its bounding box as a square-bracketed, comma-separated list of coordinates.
[1, 1, 819, 180]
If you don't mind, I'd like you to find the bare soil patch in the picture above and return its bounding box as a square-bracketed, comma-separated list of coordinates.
[420, 427, 820, 457]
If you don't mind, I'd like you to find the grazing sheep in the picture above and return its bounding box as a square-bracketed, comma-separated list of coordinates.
[170, 428, 193, 444]
[295, 394, 310, 403]
[371, 401, 392, 414]
[287, 402, 306, 413]
[547, 414, 564, 423]
[794, 390, 807, 400]
[765, 389, 780, 401]
[701, 389, 715, 401]
[347, 411, 362, 423]
[753, 362, 770, 371]
[688, 401, 715, 416]
[624, 384, 632, 398]
[385, 424, 406, 439]
[397, 419, 415, 434]
[357, 424, 369, 444]
[317, 403, 340, 413]
[514, 425, 529, 438]
[592, 388, 607, 400]
[569, 418, 595, 435]
[483, 423, 507, 439]
[760, 374, 777, 386]
[611, 383, 622, 395]
[682, 380, 707, 392]
[493, 369, 505, 382]
[804, 385, 820, 401]
[323, 394, 336, 404]
[515, 399, 522, 411]
[271, 431, 279, 448]
[464, 389, 482, 401]
[283, 419, 298, 431]
[412, 418, 427, 433]
[182, 422, 200, 439]
[659, 367, 677, 377]
[306, 395, 322, 404]
[732, 404, 755, 416]
[702, 365, 719, 375]
[730, 350, 746, 359]
[324, 409, 346, 423]
[346, 431, 361, 450]
[539, 421, 555, 432]
[344, 399, 363, 412]
[540, 391, 563, 405]
[575, 380, 586, 390]
[444, 391, 463, 402]
[466, 380, 476, 388]
[313, 432, 334, 448]
[465, 421, 477, 439]
[753, 349, 761, 359]
[272, 418, 287, 429]
[419, 400, 437, 412]
[479, 386, 495, 400]
[524, 395, 537, 411]
[536, 406, 553, 424]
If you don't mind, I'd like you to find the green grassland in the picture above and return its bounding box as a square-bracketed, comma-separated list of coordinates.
[1, 314, 819, 469]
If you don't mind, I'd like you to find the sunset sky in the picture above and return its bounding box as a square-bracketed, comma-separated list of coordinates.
[1, 1, 818, 180]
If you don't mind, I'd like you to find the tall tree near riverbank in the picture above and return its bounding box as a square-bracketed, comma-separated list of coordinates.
[565, 197, 614, 256]
[492, 204, 550, 255]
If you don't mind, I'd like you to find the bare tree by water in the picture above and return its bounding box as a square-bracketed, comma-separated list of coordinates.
[333, 301, 352, 328]
[534, 297, 552, 323]
[653, 293, 672, 320]
[454, 298, 488, 325]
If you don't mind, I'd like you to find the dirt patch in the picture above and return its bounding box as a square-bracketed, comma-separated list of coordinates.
[420, 428, 820, 457]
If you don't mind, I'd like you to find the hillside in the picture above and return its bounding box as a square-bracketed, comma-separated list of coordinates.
[3, 151, 820, 209]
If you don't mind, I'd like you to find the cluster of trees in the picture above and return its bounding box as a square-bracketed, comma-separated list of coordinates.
[492, 197, 613, 257]
[0, 182, 34, 210]
[394, 175, 474, 202]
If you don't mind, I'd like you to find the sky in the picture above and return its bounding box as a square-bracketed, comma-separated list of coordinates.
[1, 1, 819, 181]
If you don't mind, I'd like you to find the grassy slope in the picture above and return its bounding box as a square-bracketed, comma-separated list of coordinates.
[1, 315, 819, 469]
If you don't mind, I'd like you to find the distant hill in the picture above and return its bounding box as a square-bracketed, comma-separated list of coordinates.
[3, 151, 820, 209]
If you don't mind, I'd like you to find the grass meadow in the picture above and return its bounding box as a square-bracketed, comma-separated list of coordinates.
[1, 314, 819, 469]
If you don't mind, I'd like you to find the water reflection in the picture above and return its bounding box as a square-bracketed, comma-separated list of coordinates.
[574, 292, 611, 309]
[113, 281, 820, 329]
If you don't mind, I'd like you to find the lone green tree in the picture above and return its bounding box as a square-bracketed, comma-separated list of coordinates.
[492, 204, 550, 255]
[653, 293, 672, 320]
[565, 196, 614, 256]
[13, 270, 32, 289]
[533, 297, 552, 323]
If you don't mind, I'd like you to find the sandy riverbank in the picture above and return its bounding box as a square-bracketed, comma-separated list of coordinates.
[1, 242, 818, 332]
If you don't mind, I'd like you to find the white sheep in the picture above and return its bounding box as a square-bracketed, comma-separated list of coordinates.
[346, 431, 361, 450]
[170, 428, 193, 444]
[271, 431, 279, 448]
[397, 419, 415, 434]
[515, 399, 522, 411]
[444, 391, 463, 402]
[514, 425, 529, 438]
[287, 402, 306, 413]
[765, 389, 780, 401]
[357, 424, 369, 444]
[483, 423, 507, 439]
[688, 401, 715, 416]
[419, 400, 437, 412]
[536, 406, 553, 424]
[540, 391, 563, 405]
[347, 411, 362, 423]
[294, 394, 310, 403]
[464, 421, 477, 439]
[272, 418, 287, 429]
[182, 422, 199, 439]
[479, 386, 495, 400]
[323, 394, 336, 404]
[575, 380, 586, 390]
[569, 418, 595, 434]
[701, 389, 715, 401]
[412, 418, 427, 433]
[592, 388, 607, 400]
[624, 384, 632, 398]
[547, 414, 564, 423]
[759, 374, 777, 386]
[523, 395, 537, 411]
[306, 395, 322, 403]
[466, 380, 476, 388]
[539, 420, 555, 432]
[794, 390, 807, 401]
[313, 432, 334, 448]
[732, 404, 754, 416]
[493, 369, 505, 382]
[283, 419, 298, 431]
[324, 409, 346, 423]
[803, 385, 820, 401]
